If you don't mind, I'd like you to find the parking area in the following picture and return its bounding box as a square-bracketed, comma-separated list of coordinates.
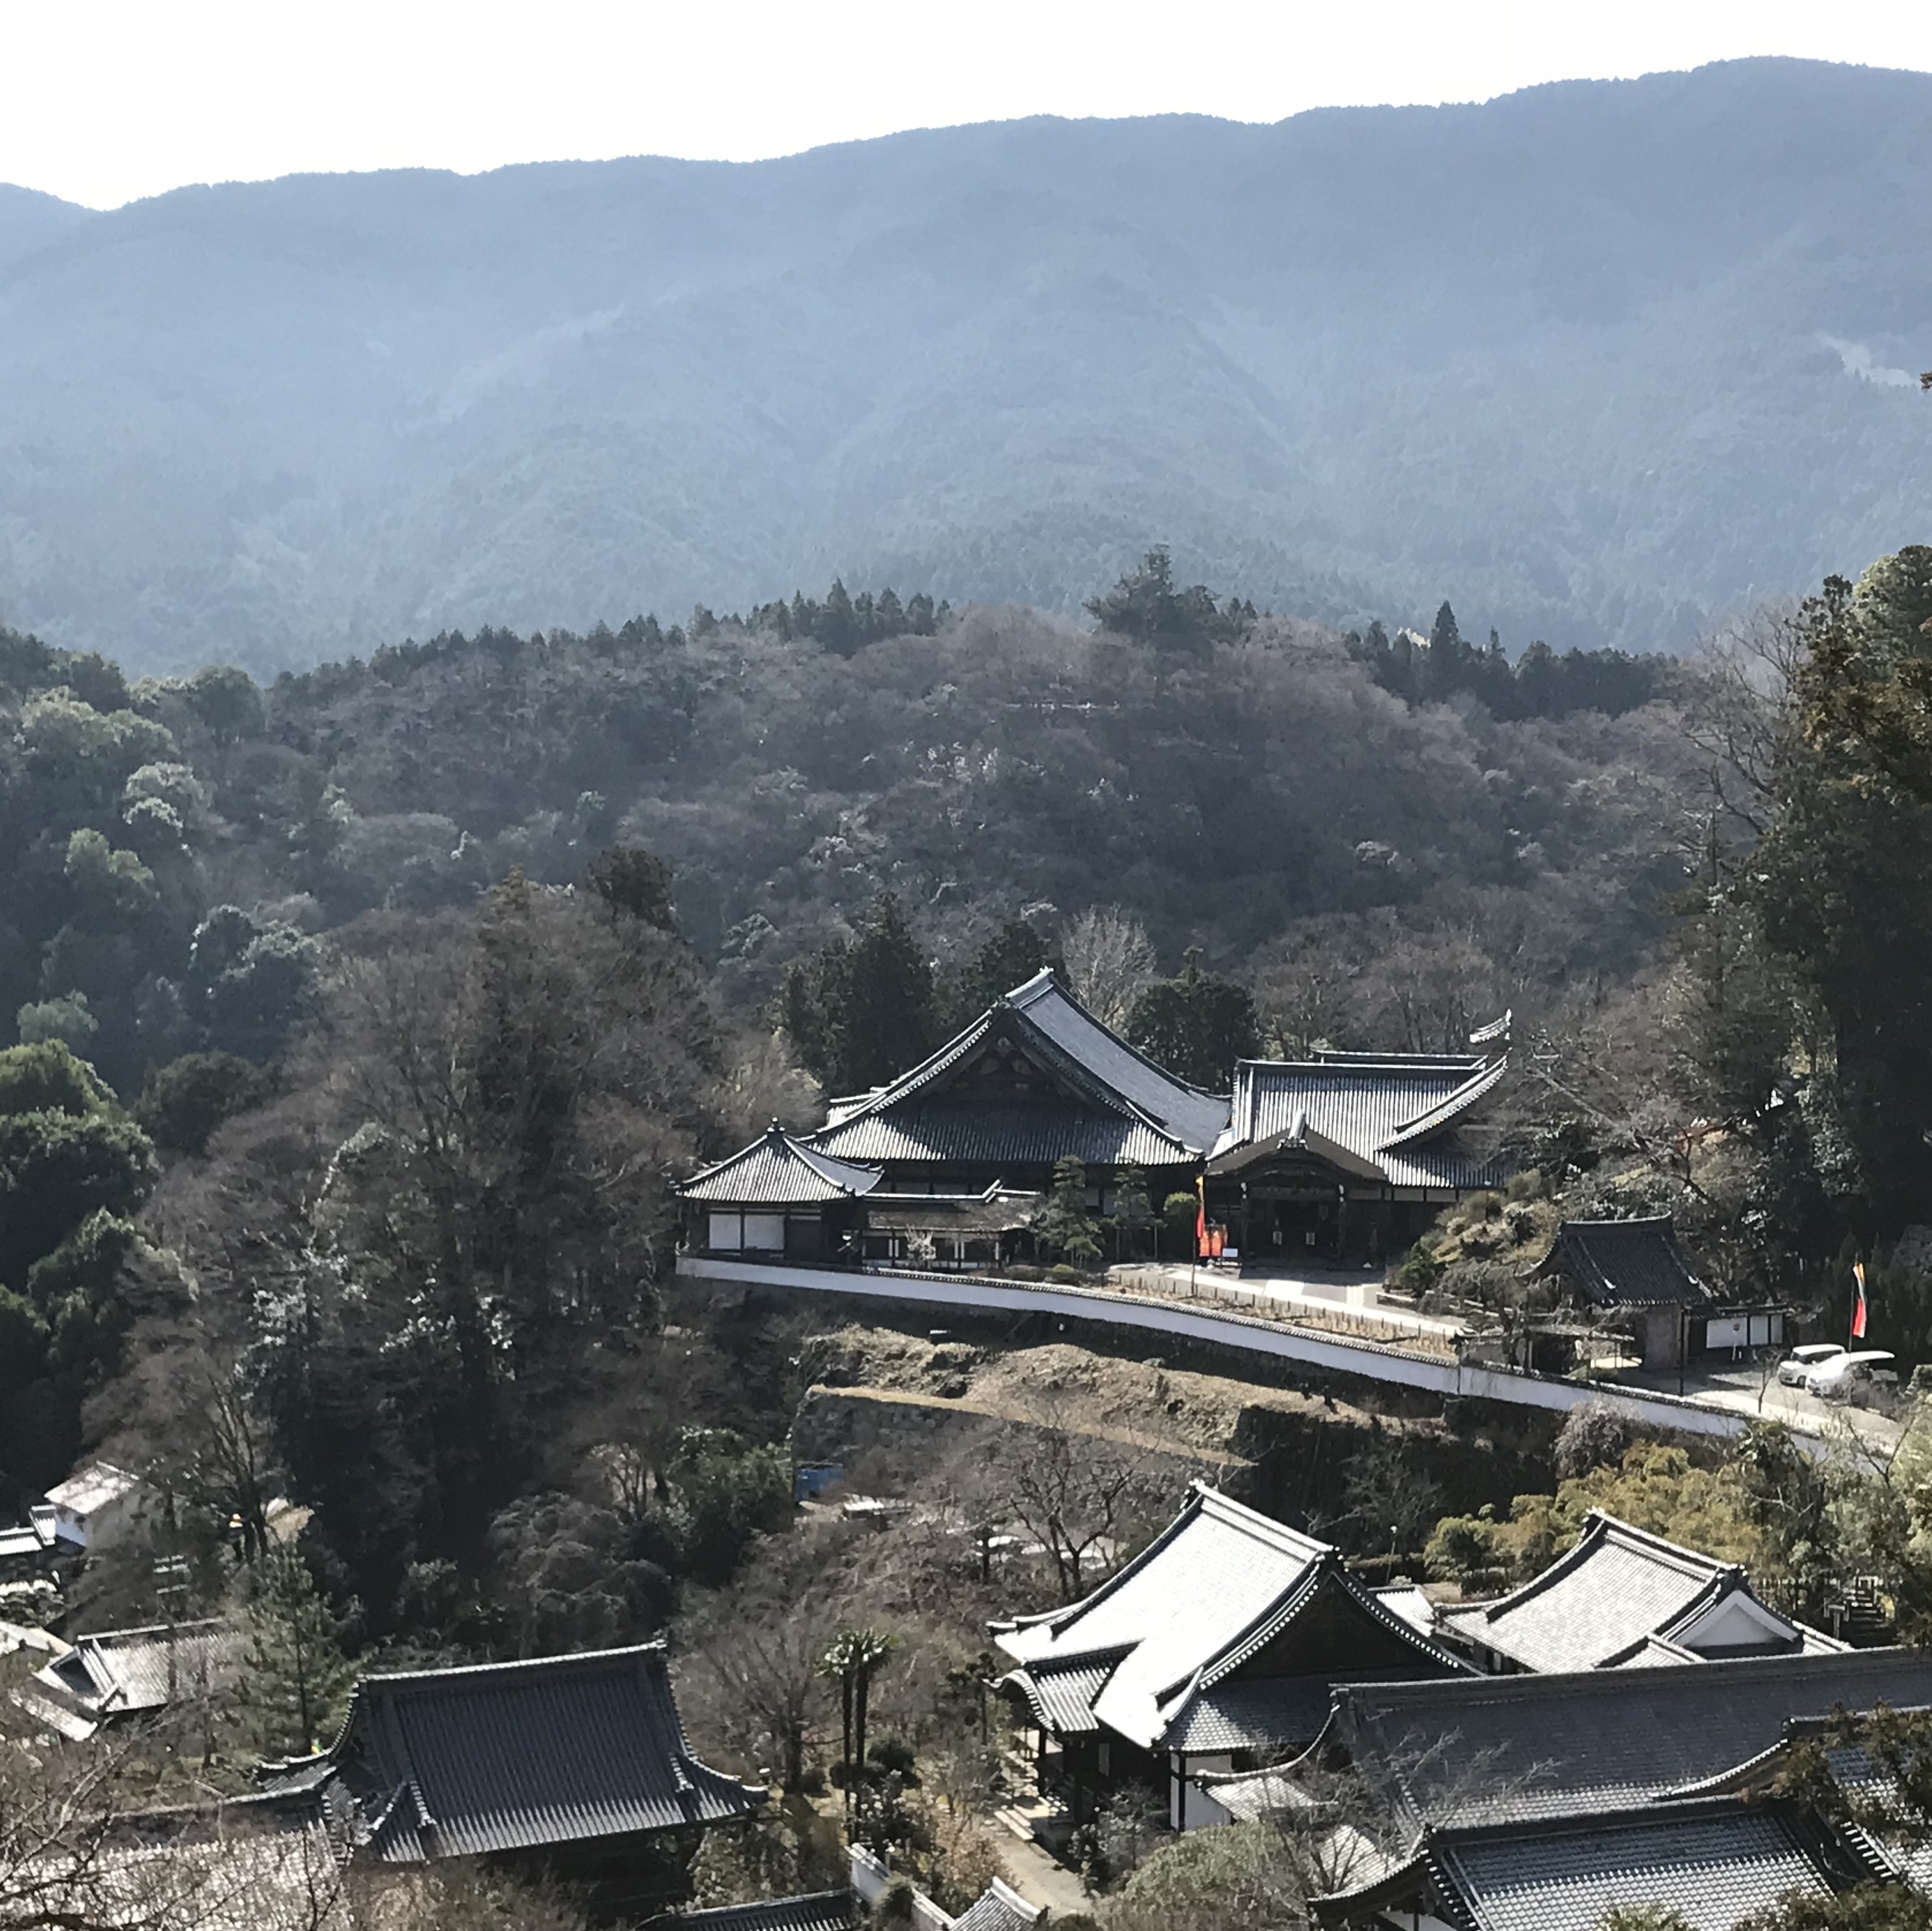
[1619, 1357, 1910, 1456]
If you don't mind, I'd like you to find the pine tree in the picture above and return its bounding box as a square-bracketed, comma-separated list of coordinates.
[818, 580, 857, 655]
[237, 1545, 355, 1758]
[830, 893, 935, 1092]
[948, 917, 1053, 1026]
[1040, 1157, 1103, 1266]
[1126, 948, 1259, 1089]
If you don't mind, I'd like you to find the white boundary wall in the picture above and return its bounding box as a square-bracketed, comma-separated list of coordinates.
[679, 1254, 1803, 1443]
[848, 1845, 954, 1931]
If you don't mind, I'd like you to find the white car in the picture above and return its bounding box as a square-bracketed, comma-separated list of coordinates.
[1804, 1349, 1898, 1400]
[1778, 1343, 1847, 1388]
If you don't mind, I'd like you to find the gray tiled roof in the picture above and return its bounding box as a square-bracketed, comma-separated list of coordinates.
[1004, 970, 1231, 1154]
[1335, 1646, 1932, 1830]
[1433, 1803, 1839, 1931]
[1212, 1054, 1511, 1190]
[1535, 1216, 1711, 1309]
[807, 971, 1228, 1170]
[810, 1104, 1195, 1170]
[679, 1126, 881, 1204]
[1438, 1512, 1811, 1673]
[45, 1461, 140, 1516]
[951, 1877, 1044, 1931]
[663, 1892, 856, 1931]
[1196, 1765, 1316, 1824]
[269, 1644, 763, 1861]
[1163, 1675, 1357, 1754]
[36, 1620, 243, 1721]
[1004, 1656, 1119, 1734]
[994, 1485, 1460, 1752]
[861, 1190, 1042, 1236]
[56, 1826, 354, 1931]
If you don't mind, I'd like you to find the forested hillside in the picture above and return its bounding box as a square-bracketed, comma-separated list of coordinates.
[2, 57, 1930, 671]
[0, 577, 1691, 1092]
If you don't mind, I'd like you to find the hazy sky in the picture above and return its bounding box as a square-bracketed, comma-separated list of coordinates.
[7, 0, 1932, 210]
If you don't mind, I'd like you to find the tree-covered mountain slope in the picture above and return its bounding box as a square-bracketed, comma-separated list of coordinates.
[1, 56, 1929, 673]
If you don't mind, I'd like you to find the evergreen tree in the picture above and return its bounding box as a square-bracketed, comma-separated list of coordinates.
[586, 845, 679, 932]
[1422, 599, 1475, 700]
[818, 580, 858, 655]
[946, 917, 1053, 1027]
[1110, 1162, 1154, 1260]
[1754, 549, 1932, 1226]
[1086, 546, 1240, 650]
[1040, 1157, 1103, 1265]
[1516, 638, 1559, 716]
[237, 1545, 355, 1757]
[1126, 948, 1259, 1089]
[778, 958, 835, 1086]
[823, 893, 936, 1093]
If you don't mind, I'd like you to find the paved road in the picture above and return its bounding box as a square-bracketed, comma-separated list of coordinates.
[1127, 1263, 1909, 1455]
[993, 1832, 1092, 1918]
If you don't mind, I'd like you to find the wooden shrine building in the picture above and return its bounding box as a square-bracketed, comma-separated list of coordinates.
[1534, 1214, 1718, 1371]
[1435, 1509, 1843, 1673]
[679, 970, 1228, 1269]
[991, 1484, 1466, 1831]
[1204, 1024, 1513, 1269]
[679, 975, 1515, 1271]
[254, 1644, 763, 1917]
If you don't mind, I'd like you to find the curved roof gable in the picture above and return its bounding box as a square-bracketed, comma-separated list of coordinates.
[994, 1485, 1456, 1751]
[1212, 1049, 1511, 1188]
[270, 1643, 762, 1862]
[678, 1124, 882, 1203]
[809, 970, 1229, 1166]
[1439, 1511, 1821, 1673]
[1332, 1646, 1932, 1833]
[1535, 1216, 1711, 1309]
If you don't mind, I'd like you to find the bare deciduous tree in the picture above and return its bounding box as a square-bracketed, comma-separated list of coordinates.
[676, 1518, 846, 1789]
[0, 1683, 593, 1931]
[980, 1411, 1174, 1605]
[1061, 910, 1156, 1032]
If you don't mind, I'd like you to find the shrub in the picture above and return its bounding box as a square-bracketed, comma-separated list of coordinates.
[1392, 1245, 1443, 1294]
[1426, 1507, 1500, 1588]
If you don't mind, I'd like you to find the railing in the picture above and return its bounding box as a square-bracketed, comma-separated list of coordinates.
[1104, 1264, 1454, 1349]
[678, 1252, 1828, 1443]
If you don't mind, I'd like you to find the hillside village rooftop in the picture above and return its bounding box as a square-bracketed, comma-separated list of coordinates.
[991, 1483, 1465, 1826]
[1436, 1510, 1843, 1674]
[258, 1644, 762, 1910]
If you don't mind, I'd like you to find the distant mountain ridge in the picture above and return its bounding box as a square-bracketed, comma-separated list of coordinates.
[1, 56, 1929, 674]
